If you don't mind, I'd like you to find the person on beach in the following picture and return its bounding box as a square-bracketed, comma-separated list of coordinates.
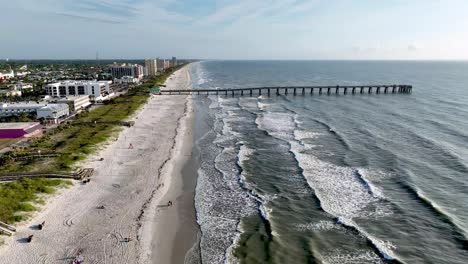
[128, 143, 133, 149]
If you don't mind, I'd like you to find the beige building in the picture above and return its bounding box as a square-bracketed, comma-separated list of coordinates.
[55, 96, 91, 113]
[156, 58, 165, 72]
[145, 59, 157, 76]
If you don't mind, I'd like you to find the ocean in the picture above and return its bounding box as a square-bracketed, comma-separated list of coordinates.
[188, 61, 468, 264]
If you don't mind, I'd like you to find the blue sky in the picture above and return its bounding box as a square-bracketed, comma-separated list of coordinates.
[1, 0, 468, 60]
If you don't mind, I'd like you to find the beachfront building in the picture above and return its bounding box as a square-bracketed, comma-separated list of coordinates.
[36, 104, 69, 122]
[0, 103, 69, 123]
[145, 59, 158, 76]
[0, 122, 43, 138]
[54, 96, 91, 113]
[172, 57, 177, 67]
[156, 58, 165, 72]
[44, 80, 113, 100]
[109, 64, 143, 79]
[114, 76, 140, 84]
[0, 103, 43, 116]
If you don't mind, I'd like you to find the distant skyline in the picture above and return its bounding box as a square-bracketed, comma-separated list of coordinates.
[2, 0, 468, 60]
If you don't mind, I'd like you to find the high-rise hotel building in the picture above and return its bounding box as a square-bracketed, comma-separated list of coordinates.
[145, 59, 158, 76]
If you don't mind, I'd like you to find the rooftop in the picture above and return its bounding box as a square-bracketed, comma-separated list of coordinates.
[1, 103, 69, 110]
[45, 80, 110, 86]
[56, 96, 90, 102]
[0, 122, 40, 129]
[39, 104, 69, 111]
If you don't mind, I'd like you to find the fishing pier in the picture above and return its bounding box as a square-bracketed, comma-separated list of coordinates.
[156, 85, 412, 96]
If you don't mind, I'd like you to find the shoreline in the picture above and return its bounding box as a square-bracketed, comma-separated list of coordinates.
[139, 63, 200, 263]
[0, 65, 198, 264]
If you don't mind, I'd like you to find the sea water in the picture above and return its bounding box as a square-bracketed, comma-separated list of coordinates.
[190, 61, 468, 264]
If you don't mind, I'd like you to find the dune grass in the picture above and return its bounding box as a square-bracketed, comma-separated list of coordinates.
[0, 178, 72, 223]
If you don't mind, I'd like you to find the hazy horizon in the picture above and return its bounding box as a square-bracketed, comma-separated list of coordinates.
[2, 0, 468, 60]
[3, 59, 468, 62]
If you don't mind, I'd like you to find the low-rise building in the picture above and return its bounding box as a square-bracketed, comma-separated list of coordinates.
[44, 80, 113, 100]
[15, 71, 30, 77]
[36, 104, 69, 122]
[114, 76, 139, 84]
[0, 103, 41, 116]
[54, 96, 91, 113]
[0, 70, 14, 80]
[12, 82, 33, 91]
[0, 122, 43, 138]
[0, 103, 69, 123]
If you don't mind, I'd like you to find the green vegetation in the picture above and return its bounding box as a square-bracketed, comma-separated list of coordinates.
[0, 64, 185, 223]
[0, 112, 37, 123]
[0, 139, 21, 150]
[0, 178, 72, 223]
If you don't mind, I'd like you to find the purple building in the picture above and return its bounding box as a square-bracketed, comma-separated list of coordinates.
[0, 122, 42, 138]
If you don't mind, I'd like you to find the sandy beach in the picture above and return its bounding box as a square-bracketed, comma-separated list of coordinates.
[0, 65, 197, 264]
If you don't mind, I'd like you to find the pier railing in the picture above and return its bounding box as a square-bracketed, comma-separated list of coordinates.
[156, 85, 412, 96]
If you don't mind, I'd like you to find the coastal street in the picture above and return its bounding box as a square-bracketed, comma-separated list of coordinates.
[0, 65, 193, 263]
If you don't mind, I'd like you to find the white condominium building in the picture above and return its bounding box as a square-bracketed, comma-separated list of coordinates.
[44, 80, 113, 100]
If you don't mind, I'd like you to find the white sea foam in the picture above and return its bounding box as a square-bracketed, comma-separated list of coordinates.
[339, 218, 396, 261]
[259, 203, 268, 219]
[238, 98, 260, 112]
[320, 250, 383, 264]
[354, 169, 385, 199]
[294, 130, 322, 141]
[194, 62, 209, 86]
[254, 106, 397, 260]
[295, 220, 342, 231]
[257, 101, 272, 110]
[209, 97, 220, 109]
[293, 114, 304, 125]
[195, 98, 258, 264]
[238, 144, 254, 164]
[255, 111, 295, 141]
[290, 141, 392, 219]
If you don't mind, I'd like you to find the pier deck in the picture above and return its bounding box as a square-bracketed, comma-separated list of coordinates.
[156, 85, 412, 96]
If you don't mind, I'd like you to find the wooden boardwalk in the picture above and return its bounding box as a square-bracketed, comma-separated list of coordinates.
[0, 168, 94, 182]
[156, 85, 412, 96]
